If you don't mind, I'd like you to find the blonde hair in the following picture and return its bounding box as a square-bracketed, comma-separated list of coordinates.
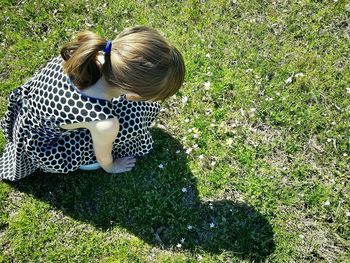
[61, 26, 185, 101]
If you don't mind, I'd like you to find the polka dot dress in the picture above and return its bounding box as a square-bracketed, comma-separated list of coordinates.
[0, 56, 161, 181]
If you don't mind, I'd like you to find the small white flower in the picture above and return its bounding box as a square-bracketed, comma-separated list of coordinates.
[295, 72, 305, 78]
[206, 71, 212, 76]
[246, 68, 253, 73]
[204, 81, 211, 90]
[209, 222, 215, 228]
[226, 138, 234, 146]
[346, 88, 350, 94]
[198, 255, 203, 261]
[346, 211, 350, 217]
[199, 154, 204, 159]
[343, 153, 348, 157]
[285, 76, 293, 84]
[158, 164, 164, 169]
[176, 150, 181, 154]
[205, 53, 211, 58]
[331, 121, 336, 125]
[187, 224, 193, 230]
[210, 161, 216, 167]
[299, 234, 305, 239]
[182, 96, 188, 104]
[324, 200, 330, 206]
[180, 238, 185, 243]
[240, 108, 245, 116]
[184, 118, 190, 123]
[185, 148, 192, 154]
[176, 243, 182, 248]
[193, 134, 199, 139]
[210, 123, 215, 127]
[327, 138, 332, 142]
[250, 108, 256, 112]
[193, 144, 199, 149]
[276, 92, 281, 96]
[182, 187, 188, 193]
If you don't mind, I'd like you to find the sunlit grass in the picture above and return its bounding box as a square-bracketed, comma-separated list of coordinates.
[0, 0, 349, 262]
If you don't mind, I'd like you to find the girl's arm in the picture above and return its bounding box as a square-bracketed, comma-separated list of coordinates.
[61, 118, 119, 172]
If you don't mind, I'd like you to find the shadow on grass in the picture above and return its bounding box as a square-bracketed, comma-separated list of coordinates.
[6, 128, 275, 260]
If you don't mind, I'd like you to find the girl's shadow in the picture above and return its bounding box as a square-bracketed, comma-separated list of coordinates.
[7, 128, 275, 260]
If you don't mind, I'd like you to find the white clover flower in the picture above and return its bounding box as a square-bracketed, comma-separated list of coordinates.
[210, 161, 216, 166]
[180, 238, 185, 243]
[346, 88, 350, 94]
[193, 134, 199, 139]
[327, 138, 332, 142]
[199, 154, 204, 159]
[185, 148, 192, 154]
[226, 138, 234, 146]
[246, 68, 253, 73]
[182, 187, 188, 193]
[205, 53, 211, 58]
[198, 255, 203, 261]
[182, 96, 189, 104]
[176, 243, 182, 248]
[324, 200, 330, 206]
[176, 150, 181, 154]
[346, 211, 350, 217]
[193, 144, 199, 149]
[285, 76, 293, 84]
[187, 224, 193, 230]
[184, 118, 190, 123]
[209, 222, 215, 228]
[158, 164, 164, 169]
[204, 81, 211, 90]
[250, 108, 256, 112]
[343, 153, 348, 157]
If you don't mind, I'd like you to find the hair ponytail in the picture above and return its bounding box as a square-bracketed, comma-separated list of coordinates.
[61, 31, 107, 89]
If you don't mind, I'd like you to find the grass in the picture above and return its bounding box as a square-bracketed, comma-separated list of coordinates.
[0, 0, 349, 262]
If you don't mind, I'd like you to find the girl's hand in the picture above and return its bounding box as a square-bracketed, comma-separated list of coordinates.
[106, 156, 136, 174]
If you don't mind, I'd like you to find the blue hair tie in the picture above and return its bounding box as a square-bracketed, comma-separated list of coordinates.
[103, 41, 112, 54]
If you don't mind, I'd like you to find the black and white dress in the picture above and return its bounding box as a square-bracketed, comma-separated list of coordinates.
[0, 56, 161, 181]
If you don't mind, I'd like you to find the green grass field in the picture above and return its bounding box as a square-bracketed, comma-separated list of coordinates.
[0, 0, 349, 262]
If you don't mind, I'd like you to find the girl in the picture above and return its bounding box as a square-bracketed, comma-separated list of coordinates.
[0, 26, 185, 181]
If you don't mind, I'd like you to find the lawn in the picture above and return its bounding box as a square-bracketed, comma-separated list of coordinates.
[0, 0, 349, 262]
